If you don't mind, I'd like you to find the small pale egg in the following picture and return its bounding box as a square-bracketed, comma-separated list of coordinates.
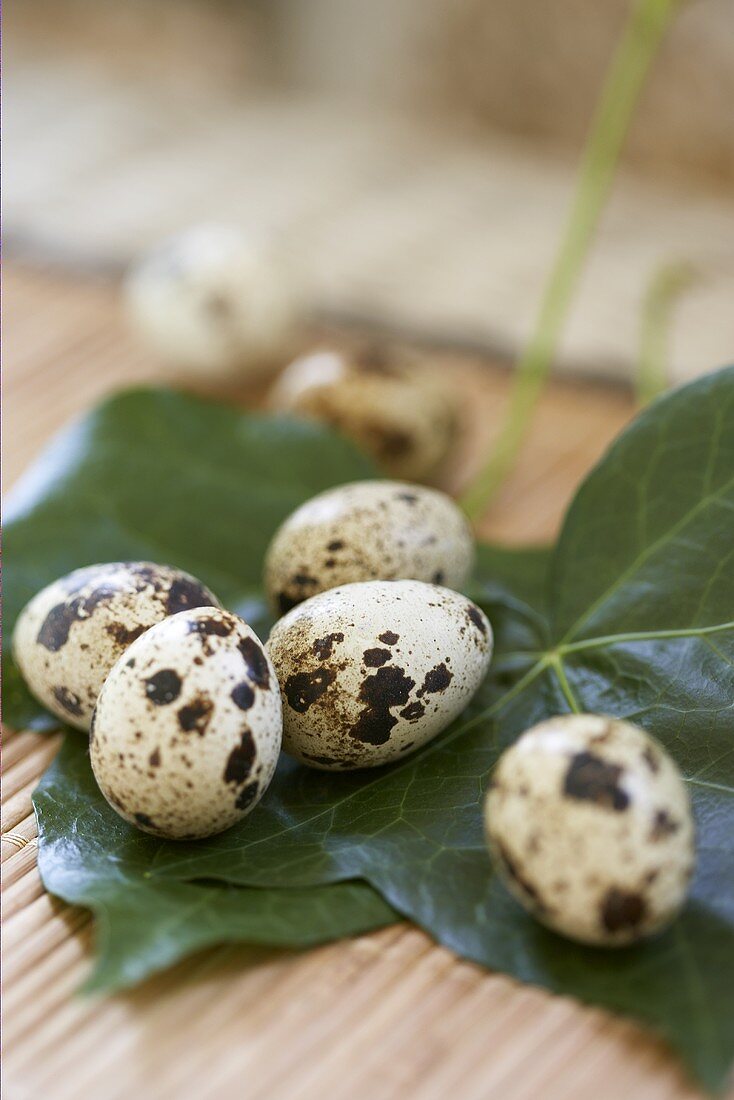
[269, 347, 454, 480]
[264, 480, 475, 613]
[267, 579, 492, 770]
[12, 562, 220, 732]
[124, 225, 301, 380]
[91, 606, 282, 839]
[484, 714, 695, 946]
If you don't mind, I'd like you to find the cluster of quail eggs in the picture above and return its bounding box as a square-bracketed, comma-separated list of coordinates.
[18, 226, 694, 947]
[13, 482, 490, 840]
[14, 475, 694, 948]
[14, 562, 284, 840]
[125, 225, 456, 481]
[261, 478, 695, 947]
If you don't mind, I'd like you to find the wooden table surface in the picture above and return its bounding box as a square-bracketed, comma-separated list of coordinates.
[3, 264, 726, 1100]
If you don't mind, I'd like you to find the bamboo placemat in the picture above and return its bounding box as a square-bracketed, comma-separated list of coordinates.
[3, 264, 729, 1100]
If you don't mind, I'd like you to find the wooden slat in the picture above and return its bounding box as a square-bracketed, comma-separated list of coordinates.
[3, 739, 64, 803]
[2, 838, 41, 890]
[2, 264, 728, 1100]
[1, 810, 38, 855]
[3, 864, 46, 919]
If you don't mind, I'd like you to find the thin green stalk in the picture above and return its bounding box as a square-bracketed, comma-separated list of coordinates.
[460, 0, 681, 521]
[636, 260, 696, 405]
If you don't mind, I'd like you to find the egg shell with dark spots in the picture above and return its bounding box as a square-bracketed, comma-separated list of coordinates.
[124, 225, 299, 380]
[269, 349, 454, 480]
[484, 714, 695, 946]
[267, 579, 492, 770]
[264, 480, 474, 614]
[12, 562, 221, 732]
[90, 606, 282, 839]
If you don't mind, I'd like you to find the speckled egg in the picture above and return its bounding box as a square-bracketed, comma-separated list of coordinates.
[485, 714, 695, 945]
[264, 480, 475, 614]
[267, 579, 492, 770]
[90, 606, 282, 839]
[269, 347, 454, 480]
[124, 225, 300, 379]
[12, 562, 221, 732]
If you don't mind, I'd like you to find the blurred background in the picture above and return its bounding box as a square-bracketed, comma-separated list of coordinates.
[5, 0, 734, 385]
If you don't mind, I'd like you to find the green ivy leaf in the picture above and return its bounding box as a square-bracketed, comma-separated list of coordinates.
[7, 373, 734, 1090]
[33, 737, 397, 994]
[3, 388, 377, 730]
[30, 541, 550, 995]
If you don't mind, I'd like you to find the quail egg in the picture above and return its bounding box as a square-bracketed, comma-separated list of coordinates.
[91, 606, 282, 839]
[270, 347, 454, 480]
[12, 562, 220, 732]
[264, 480, 475, 614]
[484, 714, 695, 945]
[124, 224, 300, 379]
[267, 579, 492, 770]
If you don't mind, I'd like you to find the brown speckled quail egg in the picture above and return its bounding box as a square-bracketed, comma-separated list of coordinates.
[269, 347, 454, 480]
[90, 606, 282, 839]
[484, 714, 695, 946]
[12, 562, 220, 732]
[264, 480, 475, 614]
[124, 225, 300, 380]
[267, 579, 492, 770]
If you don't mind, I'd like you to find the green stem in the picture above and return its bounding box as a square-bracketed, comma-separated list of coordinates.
[636, 260, 697, 405]
[460, 0, 681, 521]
